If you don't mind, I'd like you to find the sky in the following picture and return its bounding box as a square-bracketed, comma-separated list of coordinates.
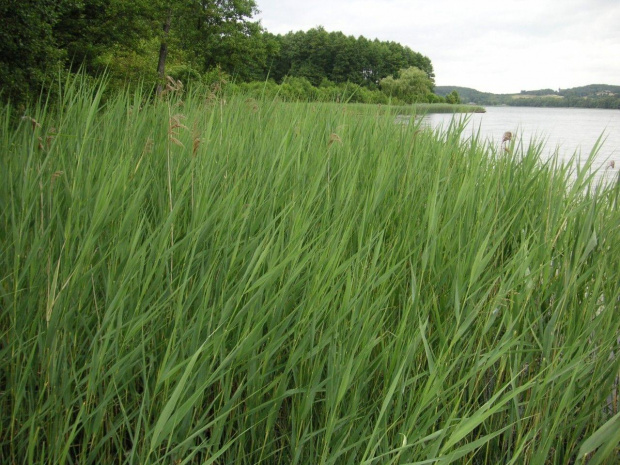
[255, 0, 620, 94]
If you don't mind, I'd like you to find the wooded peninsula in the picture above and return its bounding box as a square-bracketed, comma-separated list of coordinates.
[2, 1, 458, 108]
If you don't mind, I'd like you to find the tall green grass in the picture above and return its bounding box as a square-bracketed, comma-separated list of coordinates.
[1, 78, 619, 464]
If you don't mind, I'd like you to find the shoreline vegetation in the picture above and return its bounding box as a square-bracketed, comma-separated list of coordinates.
[335, 102, 486, 115]
[223, 78, 485, 113]
[2, 79, 619, 463]
[316, 102, 486, 116]
[391, 102, 486, 114]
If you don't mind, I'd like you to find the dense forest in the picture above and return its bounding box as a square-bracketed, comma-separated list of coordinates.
[266, 27, 434, 87]
[0, 0, 440, 107]
[435, 84, 620, 109]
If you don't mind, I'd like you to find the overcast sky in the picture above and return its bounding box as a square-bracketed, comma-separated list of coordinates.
[255, 0, 620, 94]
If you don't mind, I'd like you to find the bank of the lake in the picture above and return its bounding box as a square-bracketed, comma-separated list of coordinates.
[2, 85, 619, 464]
[316, 101, 485, 117]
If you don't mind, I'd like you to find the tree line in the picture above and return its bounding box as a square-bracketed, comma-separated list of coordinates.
[0, 1, 445, 108]
[436, 85, 620, 109]
[265, 27, 434, 88]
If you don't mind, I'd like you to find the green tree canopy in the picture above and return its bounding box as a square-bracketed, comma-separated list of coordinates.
[0, 0, 71, 106]
[266, 28, 434, 88]
[0, 3, 435, 107]
[168, 0, 271, 81]
[445, 90, 461, 104]
[380, 66, 434, 103]
[0, 0, 269, 103]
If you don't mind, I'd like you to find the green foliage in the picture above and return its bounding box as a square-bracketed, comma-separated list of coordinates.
[173, 0, 270, 81]
[380, 66, 435, 103]
[0, 0, 68, 106]
[1, 80, 619, 463]
[54, 0, 163, 73]
[0, 0, 271, 104]
[92, 42, 161, 90]
[199, 66, 232, 88]
[0, 0, 435, 110]
[427, 92, 446, 104]
[232, 77, 392, 104]
[267, 27, 435, 88]
[279, 76, 319, 100]
[445, 90, 461, 104]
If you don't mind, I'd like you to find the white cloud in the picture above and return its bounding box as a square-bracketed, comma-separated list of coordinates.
[256, 0, 620, 93]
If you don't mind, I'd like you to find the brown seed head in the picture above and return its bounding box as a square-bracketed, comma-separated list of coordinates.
[51, 171, 64, 184]
[328, 133, 342, 147]
[22, 116, 41, 131]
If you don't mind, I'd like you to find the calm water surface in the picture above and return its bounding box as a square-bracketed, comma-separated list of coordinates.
[423, 106, 620, 183]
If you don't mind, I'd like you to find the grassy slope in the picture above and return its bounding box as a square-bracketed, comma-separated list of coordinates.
[1, 80, 619, 464]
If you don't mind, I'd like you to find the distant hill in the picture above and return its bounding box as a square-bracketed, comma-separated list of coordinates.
[558, 84, 620, 98]
[435, 86, 500, 103]
[435, 84, 620, 109]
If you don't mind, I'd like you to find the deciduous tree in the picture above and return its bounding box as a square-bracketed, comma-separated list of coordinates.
[445, 90, 461, 104]
[380, 66, 434, 103]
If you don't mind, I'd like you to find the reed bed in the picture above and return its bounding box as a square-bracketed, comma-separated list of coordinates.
[1, 78, 620, 464]
[320, 102, 485, 118]
[394, 103, 486, 114]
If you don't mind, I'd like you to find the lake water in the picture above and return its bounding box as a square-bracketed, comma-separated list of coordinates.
[422, 106, 620, 184]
